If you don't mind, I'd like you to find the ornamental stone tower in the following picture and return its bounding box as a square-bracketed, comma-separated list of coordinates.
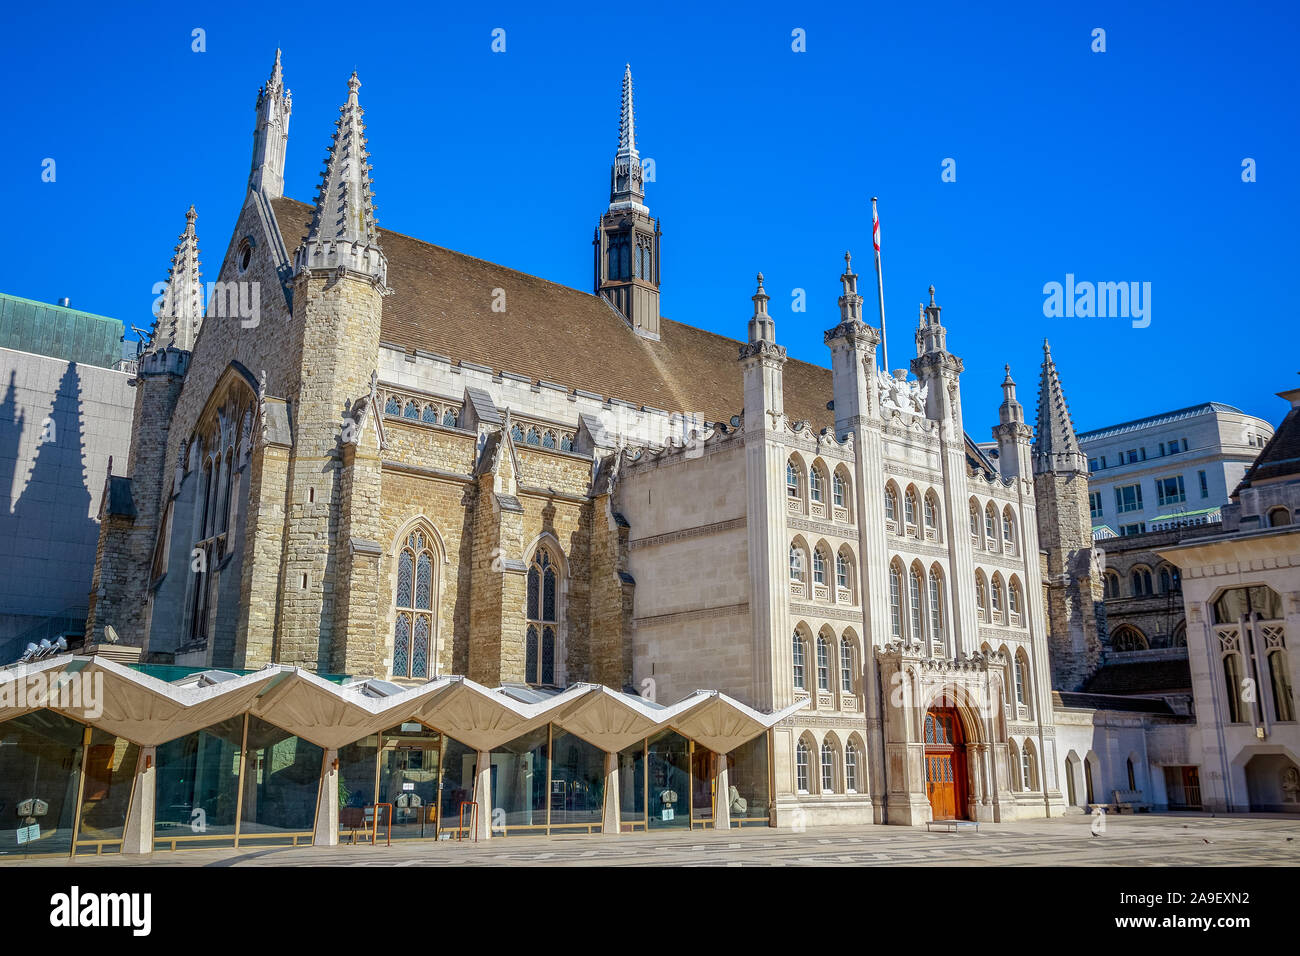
[276, 72, 390, 675]
[594, 65, 661, 340]
[248, 48, 291, 200]
[1033, 340, 1102, 690]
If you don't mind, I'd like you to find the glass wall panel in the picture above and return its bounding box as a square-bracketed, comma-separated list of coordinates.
[337, 734, 378, 840]
[691, 745, 714, 826]
[0, 712, 85, 857]
[75, 729, 139, 853]
[490, 726, 548, 834]
[618, 739, 645, 829]
[550, 728, 605, 831]
[726, 732, 772, 827]
[155, 716, 244, 848]
[437, 735, 478, 837]
[240, 717, 324, 841]
[378, 723, 441, 840]
[647, 730, 690, 830]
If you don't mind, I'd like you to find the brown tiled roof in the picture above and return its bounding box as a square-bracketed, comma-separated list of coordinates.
[1081, 657, 1192, 696]
[271, 198, 834, 430]
[1236, 389, 1300, 489]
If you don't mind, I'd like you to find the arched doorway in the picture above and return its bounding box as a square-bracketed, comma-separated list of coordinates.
[924, 708, 968, 820]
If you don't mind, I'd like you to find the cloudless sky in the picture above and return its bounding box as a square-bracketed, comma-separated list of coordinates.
[3, 0, 1297, 438]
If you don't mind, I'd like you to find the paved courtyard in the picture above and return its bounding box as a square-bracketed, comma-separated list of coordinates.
[10, 813, 1300, 867]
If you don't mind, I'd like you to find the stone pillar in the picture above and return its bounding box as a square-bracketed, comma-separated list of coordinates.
[121, 746, 156, 855]
[602, 751, 621, 834]
[314, 749, 339, 847]
[474, 750, 493, 841]
[713, 752, 731, 830]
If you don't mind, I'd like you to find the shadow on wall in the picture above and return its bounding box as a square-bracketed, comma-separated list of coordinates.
[0, 363, 98, 659]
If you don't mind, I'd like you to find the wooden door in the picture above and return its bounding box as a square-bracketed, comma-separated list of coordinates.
[924, 709, 967, 820]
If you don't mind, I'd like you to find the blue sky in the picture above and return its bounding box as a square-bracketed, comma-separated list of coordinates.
[3, 0, 1297, 437]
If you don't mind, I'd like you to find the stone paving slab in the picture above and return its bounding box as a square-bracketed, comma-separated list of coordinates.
[8, 813, 1300, 867]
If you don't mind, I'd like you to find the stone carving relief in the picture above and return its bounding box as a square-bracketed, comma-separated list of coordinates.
[877, 369, 928, 416]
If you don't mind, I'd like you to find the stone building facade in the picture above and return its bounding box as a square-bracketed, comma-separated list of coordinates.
[86, 51, 1116, 829]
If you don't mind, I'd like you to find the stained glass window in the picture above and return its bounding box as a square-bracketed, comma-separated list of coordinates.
[397, 551, 413, 608]
[542, 431, 556, 449]
[526, 626, 538, 683]
[416, 553, 432, 610]
[511, 423, 524, 442]
[413, 616, 429, 678]
[385, 395, 401, 415]
[393, 613, 410, 676]
[526, 547, 562, 685]
[560, 434, 573, 452]
[393, 529, 436, 679]
[443, 408, 458, 427]
[403, 400, 419, 420]
[542, 626, 555, 685]
[422, 404, 437, 423]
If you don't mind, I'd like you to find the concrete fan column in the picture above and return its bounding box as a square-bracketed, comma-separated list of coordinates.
[122, 745, 156, 855]
[314, 749, 339, 847]
[474, 750, 492, 841]
[602, 751, 621, 834]
[713, 752, 731, 830]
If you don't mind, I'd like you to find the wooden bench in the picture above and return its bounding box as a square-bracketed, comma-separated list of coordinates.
[926, 819, 979, 833]
[1110, 789, 1148, 813]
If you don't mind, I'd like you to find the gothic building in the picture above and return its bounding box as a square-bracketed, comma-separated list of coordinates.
[53, 50, 1155, 852]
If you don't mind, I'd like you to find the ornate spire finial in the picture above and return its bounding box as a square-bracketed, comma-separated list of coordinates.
[618, 64, 637, 158]
[928, 284, 936, 306]
[844, 251, 852, 272]
[295, 71, 388, 287]
[608, 65, 646, 210]
[152, 205, 204, 352]
[1034, 342, 1087, 475]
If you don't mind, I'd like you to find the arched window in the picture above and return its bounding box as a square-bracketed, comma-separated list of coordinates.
[836, 551, 851, 591]
[1014, 654, 1027, 706]
[816, 635, 830, 691]
[510, 422, 524, 442]
[786, 461, 800, 498]
[832, 472, 847, 509]
[1002, 509, 1016, 552]
[909, 568, 925, 641]
[795, 739, 810, 792]
[1126, 758, 1136, 791]
[1269, 507, 1291, 527]
[975, 572, 987, 620]
[1009, 578, 1022, 620]
[813, 547, 828, 586]
[541, 431, 557, 449]
[384, 394, 401, 416]
[526, 427, 541, 446]
[991, 574, 1004, 619]
[1159, 567, 1172, 594]
[969, 501, 981, 544]
[403, 399, 420, 420]
[889, 563, 903, 638]
[792, 631, 806, 690]
[820, 740, 835, 792]
[789, 544, 805, 582]
[442, 407, 458, 428]
[809, 467, 824, 503]
[1104, 571, 1121, 599]
[923, 494, 936, 532]
[985, 504, 997, 542]
[525, 547, 560, 685]
[421, 403, 438, 424]
[845, 742, 859, 792]
[1111, 625, 1148, 652]
[840, 638, 854, 693]
[928, 569, 944, 643]
[1269, 648, 1294, 722]
[1223, 651, 1246, 722]
[904, 489, 918, 529]
[1132, 568, 1153, 596]
[885, 486, 898, 525]
[393, 529, 436, 679]
[560, 433, 574, 452]
[1021, 746, 1037, 792]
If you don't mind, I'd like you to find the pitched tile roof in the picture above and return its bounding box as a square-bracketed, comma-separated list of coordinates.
[271, 197, 835, 430]
[1081, 657, 1192, 696]
[1235, 388, 1300, 488]
[1052, 690, 1177, 715]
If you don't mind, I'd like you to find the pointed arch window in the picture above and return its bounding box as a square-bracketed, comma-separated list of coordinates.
[923, 494, 937, 534]
[904, 490, 917, 528]
[845, 742, 859, 792]
[909, 568, 925, 641]
[840, 638, 854, 692]
[795, 739, 810, 792]
[813, 547, 827, 586]
[885, 487, 898, 524]
[991, 575, 1004, 618]
[928, 570, 944, 643]
[985, 505, 997, 542]
[526, 547, 560, 685]
[510, 422, 524, 442]
[969, 502, 981, 543]
[1014, 655, 1027, 706]
[792, 631, 806, 690]
[889, 564, 903, 638]
[832, 473, 846, 508]
[836, 551, 850, 591]
[786, 462, 800, 498]
[393, 529, 435, 679]
[821, 741, 835, 792]
[809, 467, 824, 503]
[816, 635, 830, 691]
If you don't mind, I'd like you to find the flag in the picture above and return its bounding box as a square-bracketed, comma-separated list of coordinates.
[872, 200, 881, 253]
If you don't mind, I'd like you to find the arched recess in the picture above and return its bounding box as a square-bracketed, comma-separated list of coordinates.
[884, 480, 902, 534]
[523, 531, 571, 687]
[923, 489, 942, 541]
[844, 732, 867, 793]
[968, 497, 983, 548]
[808, 458, 830, 515]
[786, 452, 808, 509]
[917, 681, 996, 819]
[835, 545, 857, 605]
[832, 463, 853, 519]
[792, 623, 812, 692]
[903, 484, 921, 535]
[819, 730, 843, 793]
[795, 731, 818, 794]
[1110, 624, 1149, 653]
[1064, 750, 1083, 806]
[386, 515, 450, 680]
[974, 568, 989, 622]
[1084, 751, 1102, 805]
[1001, 505, 1018, 554]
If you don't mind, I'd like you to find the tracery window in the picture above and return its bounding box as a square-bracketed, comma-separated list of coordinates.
[836, 552, 850, 591]
[792, 631, 806, 690]
[845, 742, 859, 792]
[393, 529, 435, 679]
[526, 547, 560, 685]
[809, 467, 824, 503]
[833, 473, 846, 508]
[909, 568, 925, 641]
[787, 462, 800, 498]
[820, 741, 835, 792]
[796, 739, 810, 792]
[928, 569, 944, 643]
[889, 563, 903, 638]
[840, 638, 853, 693]
[813, 547, 827, 586]
[816, 635, 830, 691]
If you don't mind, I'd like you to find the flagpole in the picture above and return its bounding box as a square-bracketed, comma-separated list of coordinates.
[872, 197, 888, 373]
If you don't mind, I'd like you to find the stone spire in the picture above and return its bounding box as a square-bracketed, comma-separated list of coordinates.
[152, 205, 203, 352]
[999, 364, 1024, 425]
[609, 64, 646, 213]
[838, 252, 864, 324]
[916, 284, 947, 356]
[248, 48, 292, 199]
[747, 273, 775, 345]
[1033, 339, 1088, 474]
[293, 72, 388, 288]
